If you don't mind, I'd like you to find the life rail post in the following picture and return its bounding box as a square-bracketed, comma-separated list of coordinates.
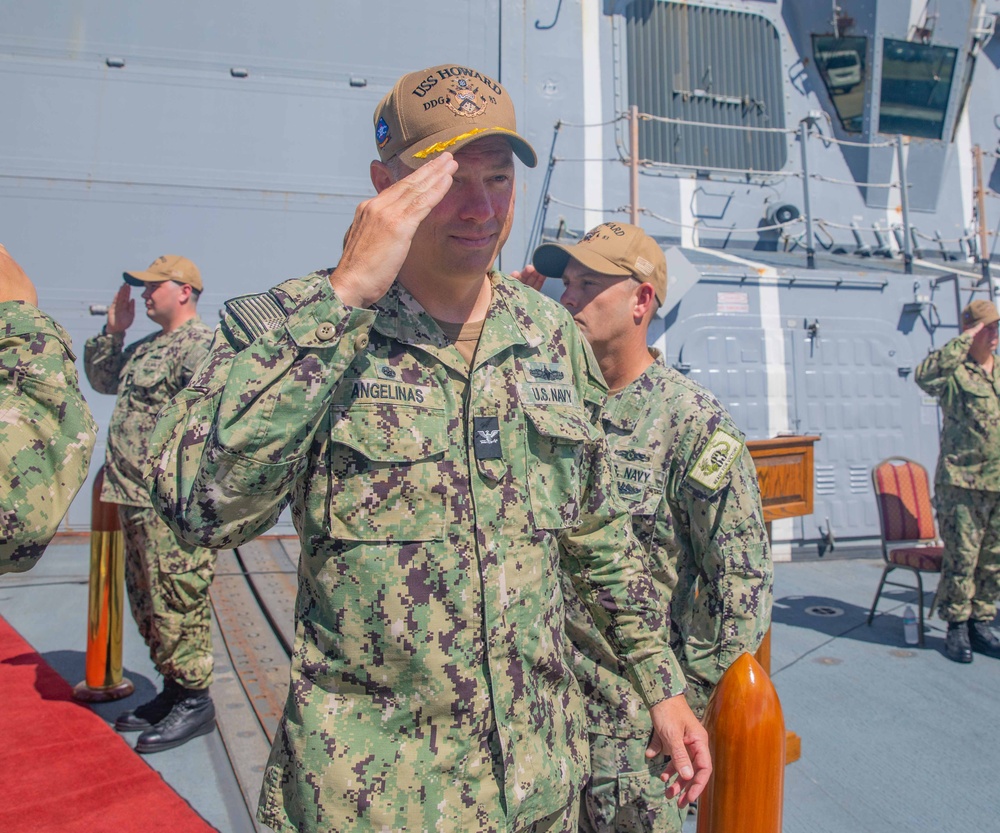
[72, 466, 134, 702]
[696, 652, 785, 833]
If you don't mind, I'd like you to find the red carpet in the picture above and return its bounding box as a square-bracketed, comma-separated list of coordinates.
[0, 614, 217, 833]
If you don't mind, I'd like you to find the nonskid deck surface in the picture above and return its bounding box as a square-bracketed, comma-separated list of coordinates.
[3, 538, 998, 833]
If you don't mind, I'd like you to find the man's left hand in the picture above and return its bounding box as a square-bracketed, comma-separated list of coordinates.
[646, 693, 712, 807]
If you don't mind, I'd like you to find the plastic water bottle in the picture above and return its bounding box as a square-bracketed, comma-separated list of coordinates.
[903, 605, 918, 645]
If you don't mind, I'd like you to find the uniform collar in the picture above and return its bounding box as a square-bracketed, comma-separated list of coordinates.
[476, 273, 545, 366]
[370, 273, 544, 373]
[156, 315, 203, 340]
[602, 349, 663, 432]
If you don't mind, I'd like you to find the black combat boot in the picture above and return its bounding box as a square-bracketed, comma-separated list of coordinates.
[135, 687, 216, 754]
[114, 679, 183, 732]
[968, 620, 1000, 658]
[944, 621, 973, 664]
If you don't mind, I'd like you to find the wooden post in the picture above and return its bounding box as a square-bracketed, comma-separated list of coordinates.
[73, 467, 134, 702]
[697, 653, 785, 833]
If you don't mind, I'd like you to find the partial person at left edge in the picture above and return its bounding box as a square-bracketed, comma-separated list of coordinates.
[0, 244, 97, 574]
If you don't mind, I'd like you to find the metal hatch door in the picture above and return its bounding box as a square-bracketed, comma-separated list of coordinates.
[787, 315, 921, 546]
[671, 311, 921, 548]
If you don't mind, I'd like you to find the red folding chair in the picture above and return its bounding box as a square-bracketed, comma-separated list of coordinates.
[868, 457, 945, 647]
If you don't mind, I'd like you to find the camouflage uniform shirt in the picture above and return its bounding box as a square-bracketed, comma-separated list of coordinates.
[84, 316, 212, 506]
[566, 354, 772, 732]
[1, 301, 97, 573]
[915, 331, 1000, 491]
[146, 272, 684, 833]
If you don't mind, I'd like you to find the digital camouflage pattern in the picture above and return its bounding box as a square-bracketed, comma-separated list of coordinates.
[916, 333, 1000, 622]
[915, 331, 1000, 492]
[84, 315, 214, 682]
[934, 484, 1000, 622]
[565, 354, 771, 735]
[1, 301, 97, 573]
[147, 272, 684, 833]
[84, 316, 213, 507]
[579, 734, 678, 833]
[119, 504, 216, 688]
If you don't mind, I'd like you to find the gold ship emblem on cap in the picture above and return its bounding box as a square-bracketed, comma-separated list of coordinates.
[447, 79, 486, 117]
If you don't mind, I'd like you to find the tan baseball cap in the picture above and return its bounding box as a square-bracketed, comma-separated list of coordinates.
[962, 299, 1000, 329]
[123, 255, 203, 292]
[533, 222, 668, 306]
[374, 64, 536, 169]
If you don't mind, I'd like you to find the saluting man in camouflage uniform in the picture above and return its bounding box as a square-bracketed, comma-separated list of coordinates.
[518, 223, 772, 832]
[1, 244, 96, 574]
[916, 299, 1000, 664]
[146, 64, 710, 833]
[84, 255, 215, 752]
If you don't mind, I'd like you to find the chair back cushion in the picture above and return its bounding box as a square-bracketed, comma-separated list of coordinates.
[873, 459, 936, 542]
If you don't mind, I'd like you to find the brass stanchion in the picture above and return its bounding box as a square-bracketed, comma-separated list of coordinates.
[73, 467, 134, 702]
[697, 653, 785, 833]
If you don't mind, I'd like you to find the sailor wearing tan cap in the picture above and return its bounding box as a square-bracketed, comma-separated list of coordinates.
[84, 254, 215, 752]
[145, 64, 709, 832]
[518, 223, 771, 833]
[916, 298, 1000, 663]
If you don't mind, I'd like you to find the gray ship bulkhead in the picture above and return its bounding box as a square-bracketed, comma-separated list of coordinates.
[3, 0, 1000, 552]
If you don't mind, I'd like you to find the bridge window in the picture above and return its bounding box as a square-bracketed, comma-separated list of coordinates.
[878, 39, 957, 140]
[812, 36, 869, 133]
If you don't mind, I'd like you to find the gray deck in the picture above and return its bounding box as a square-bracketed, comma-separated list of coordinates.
[3, 538, 997, 833]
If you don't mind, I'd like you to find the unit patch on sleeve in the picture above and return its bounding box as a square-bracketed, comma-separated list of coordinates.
[689, 427, 743, 492]
[224, 291, 288, 346]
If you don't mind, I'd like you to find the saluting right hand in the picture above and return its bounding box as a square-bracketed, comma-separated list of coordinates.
[330, 153, 459, 308]
[106, 284, 135, 334]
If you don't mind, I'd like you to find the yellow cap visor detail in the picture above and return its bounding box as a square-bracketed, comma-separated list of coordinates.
[413, 127, 520, 159]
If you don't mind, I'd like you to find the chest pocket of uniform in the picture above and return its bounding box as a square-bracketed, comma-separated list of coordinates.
[327, 405, 448, 542]
[128, 357, 171, 410]
[524, 406, 596, 531]
[957, 372, 997, 400]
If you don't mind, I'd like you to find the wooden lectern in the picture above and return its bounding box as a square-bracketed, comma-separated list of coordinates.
[747, 435, 820, 766]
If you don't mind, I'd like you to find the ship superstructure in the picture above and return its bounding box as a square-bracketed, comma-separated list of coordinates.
[4, 0, 1000, 553]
